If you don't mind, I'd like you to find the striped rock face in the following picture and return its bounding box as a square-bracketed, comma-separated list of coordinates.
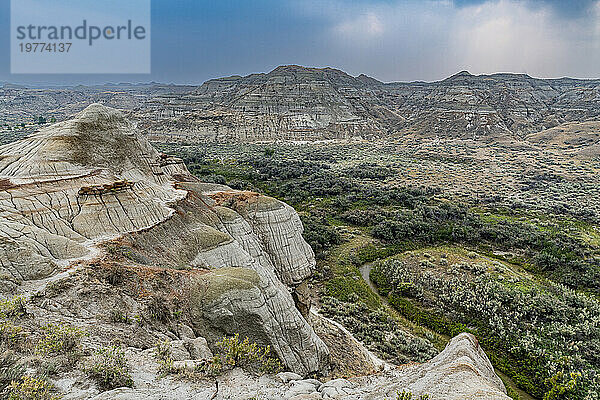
[0, 103, 328, 375]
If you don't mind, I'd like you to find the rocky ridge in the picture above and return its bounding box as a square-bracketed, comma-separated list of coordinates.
[74, 333, 510, 400]
[0, 103, 327, 375]
[136, 65, 600, 142]
[4, 66, 600, 144]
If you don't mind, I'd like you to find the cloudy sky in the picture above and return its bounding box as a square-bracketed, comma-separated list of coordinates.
[1, 0, 599, 85]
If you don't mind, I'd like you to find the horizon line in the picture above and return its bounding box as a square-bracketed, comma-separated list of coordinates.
[3, 65, 600, 88]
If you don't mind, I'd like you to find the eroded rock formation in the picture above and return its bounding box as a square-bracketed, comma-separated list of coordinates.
[135, 65, 600, 142]
[0, 104, 328, 375]
[81, 333, 509, 400]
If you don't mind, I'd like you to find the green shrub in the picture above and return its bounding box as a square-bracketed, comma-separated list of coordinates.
[0, 298, 26, 319]
[155, 335, 281, 378]
[395, 391, 430, 400]
[0, 322, 25, 350]
[7, 376, 61, 400]
[199, 356, 224, 377]
[300, 213, 343, 259]
[0, 352, 24, 395]
[320, 296, 437, 364]
[372, 257, 600, 398]
[326, 251, 381, 309]
[543, 371, 580, 400]
[86, 346, 133, 390]
[35, 323, 85, 356]
[215, 334, 282, 374]
[154, 340, 175, 375]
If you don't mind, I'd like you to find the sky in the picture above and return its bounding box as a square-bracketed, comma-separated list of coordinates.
[1, 0, 599, 85]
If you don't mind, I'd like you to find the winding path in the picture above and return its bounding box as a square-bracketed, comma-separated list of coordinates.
[357, 259, 536, 400]
[359, 263, 377, 293]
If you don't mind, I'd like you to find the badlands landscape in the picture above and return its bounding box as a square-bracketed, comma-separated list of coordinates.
[1, 67, 599, 400]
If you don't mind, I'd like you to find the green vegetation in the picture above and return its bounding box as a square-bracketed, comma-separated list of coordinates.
[86, 346, 133, 390]
[0, 131, 28, 146]
[155, 334, 281, 379]
[395, 391, 429, 400]
[7, 376, 61, 400]
[215, 334, 282, 374]
[154, 339, 177, 375]
[324, 237, 381, 309]
[0, 297, 26, 320]
[320, 296, 436, 364]
[35, 323, 85, 356]
[0, 299, 85, 398]
[371, 254, 600, 399]
[0, 352, 25, 397]
[0, 322, 25, 351]
[160, 142, 600, 399]
[164, 143, 599, 294]
[0, 297, 28, 355]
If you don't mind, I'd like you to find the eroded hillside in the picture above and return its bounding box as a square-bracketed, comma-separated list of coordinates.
[3, 66, 600, 145]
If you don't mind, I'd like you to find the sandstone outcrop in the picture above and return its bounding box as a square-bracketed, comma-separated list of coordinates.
[347, 333, 510, 400]
[135, 66, 600, 143]
[0, 104, 328, 375]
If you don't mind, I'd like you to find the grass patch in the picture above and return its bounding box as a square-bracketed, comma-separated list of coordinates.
[324, 236, 381, 309]
[35, 323, 85, 357]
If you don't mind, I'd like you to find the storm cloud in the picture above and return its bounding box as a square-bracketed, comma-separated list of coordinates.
[1, 0, 598, 85]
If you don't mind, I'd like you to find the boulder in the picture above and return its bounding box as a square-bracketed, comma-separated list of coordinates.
[345, 333, 511, 400]
[276, 372, 303, 383]
[184, 337, 213, 360]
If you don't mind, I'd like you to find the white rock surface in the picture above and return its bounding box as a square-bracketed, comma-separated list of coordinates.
[345, 333, 511, 400]
[0, 104, 328, 375]
[84, 333, 508, 400]
[0, 104, 187, 282]
[277, 372, 303, 383]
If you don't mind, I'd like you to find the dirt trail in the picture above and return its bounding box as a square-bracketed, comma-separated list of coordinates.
[357, 260, 536, 400]
[359, 263, 377, 293]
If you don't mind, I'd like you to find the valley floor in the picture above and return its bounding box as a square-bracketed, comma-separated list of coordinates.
[161, 139, 600, 399]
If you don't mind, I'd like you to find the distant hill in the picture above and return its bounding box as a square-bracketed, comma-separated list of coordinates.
[139, 65, 600, 142]
[3, 65, 600, 143]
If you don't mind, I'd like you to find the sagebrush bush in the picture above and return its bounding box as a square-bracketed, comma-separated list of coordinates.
[320, 296, 437, 364]
[215, 334, 282, 374]
[35, 323, 85, 356]
[372, 257, 600, 399]
[7, 376, 61, 400]
[86, 346, 133, 390]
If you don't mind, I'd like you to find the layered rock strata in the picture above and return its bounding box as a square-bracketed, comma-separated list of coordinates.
[0, 104, 328, 375]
